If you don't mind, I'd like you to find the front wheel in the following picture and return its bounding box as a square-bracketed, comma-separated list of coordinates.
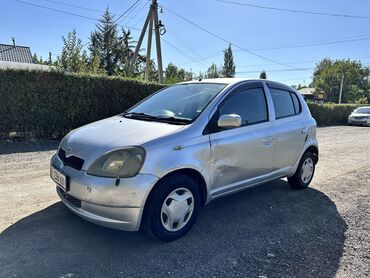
[142, 174, 201, 242]
[288, 152, 316, 189]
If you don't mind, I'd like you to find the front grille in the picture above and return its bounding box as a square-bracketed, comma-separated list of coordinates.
[353, 116, 367, 119]
[59, 187, 82, 208]
[58, 148, 84, 170]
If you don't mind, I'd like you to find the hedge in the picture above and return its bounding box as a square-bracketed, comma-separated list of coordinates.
[307, 103, 362, 126]
[0, 69, 164, 139]
[0, 69, 363, 139]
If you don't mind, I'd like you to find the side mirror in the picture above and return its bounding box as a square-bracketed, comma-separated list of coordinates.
[217, 114, 242, 128]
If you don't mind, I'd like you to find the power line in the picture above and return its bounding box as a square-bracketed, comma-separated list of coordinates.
[114, 0, 142, 24]
[132, 10, 150, 29]
[41, 0, 103, 13]
[177, 51, 224, 66]
[125, 0, 148, 26]
[251, 36, 370, 51]
[162, 38, 207, 67]
[164, 6, 311, 72]
[13, 0, 97, 21]
[166, 30, 202, 58]
[276, 77, 312, 82]
[215, 0, 370, 19]
[12, 0, 141, 30]
[175, 33, 370, 66]
[236, 67, 314, 74]
[42, 0, 145, 21]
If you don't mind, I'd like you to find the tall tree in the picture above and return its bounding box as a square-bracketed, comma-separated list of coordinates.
[89, 8, 119, 75]
[116, 28, 139, 76]
[312, 58, 370, 103]
[57, 29, 86, 73]
[222, 44, 235, 77]
[207, 63, 221, 78]
[259, 70, 267, 79]
[164, 63, 193, 84]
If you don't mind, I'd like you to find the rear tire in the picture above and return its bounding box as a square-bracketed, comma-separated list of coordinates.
[142, 174, 201, 242]
[288, 152, 316, 189]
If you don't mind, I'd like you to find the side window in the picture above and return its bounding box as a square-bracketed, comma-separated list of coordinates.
[219, 87, 268, 126]
[290, 92, 301, 114]
[270, 88, 296, 119]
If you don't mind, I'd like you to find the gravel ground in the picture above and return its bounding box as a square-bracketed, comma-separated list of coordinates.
[0, 126, 369, 278]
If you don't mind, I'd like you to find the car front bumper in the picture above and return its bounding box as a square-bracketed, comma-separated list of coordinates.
[51, 154, 159, 231]
[348, 118, 370, 126]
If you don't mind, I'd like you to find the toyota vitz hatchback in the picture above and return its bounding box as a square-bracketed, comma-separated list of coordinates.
[50, 78, 319, 241]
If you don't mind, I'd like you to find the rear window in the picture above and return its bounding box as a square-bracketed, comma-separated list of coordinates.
[270, 88, 301, 119]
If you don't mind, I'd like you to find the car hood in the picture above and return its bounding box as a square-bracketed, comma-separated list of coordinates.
[59, 116, 184, 169]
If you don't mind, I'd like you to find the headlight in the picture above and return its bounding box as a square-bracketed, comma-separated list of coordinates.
[87, 147, 145, 178]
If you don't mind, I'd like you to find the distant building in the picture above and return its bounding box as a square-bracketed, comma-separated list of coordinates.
[0, 39, 50, 70]
[298, 87, 326, 103]
[0, 43, 33, 63]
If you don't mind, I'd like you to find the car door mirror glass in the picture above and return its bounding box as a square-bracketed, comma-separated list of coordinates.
[217, 114, 242, 128]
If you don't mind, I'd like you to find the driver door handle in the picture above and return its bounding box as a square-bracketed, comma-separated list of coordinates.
[262, 136, 275, 145]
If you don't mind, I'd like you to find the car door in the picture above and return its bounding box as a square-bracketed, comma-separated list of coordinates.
[268, 84, 308, 172]
[207, 82, 276, 196]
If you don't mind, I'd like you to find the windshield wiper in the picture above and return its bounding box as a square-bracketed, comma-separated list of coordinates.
[122, 112, 157, 120]
[123, 112, 191, 125]
[155, 117, 191, 124]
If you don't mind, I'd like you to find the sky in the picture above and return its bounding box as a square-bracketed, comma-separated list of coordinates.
[1, 0, 370, 85]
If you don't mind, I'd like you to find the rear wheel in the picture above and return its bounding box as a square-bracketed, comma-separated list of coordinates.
[142, 174, 201, 242]
[288, 152, 316, 189]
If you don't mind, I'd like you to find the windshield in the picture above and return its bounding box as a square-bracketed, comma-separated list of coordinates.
[354, 107, 370, 114]
[125, 83, 226, 123]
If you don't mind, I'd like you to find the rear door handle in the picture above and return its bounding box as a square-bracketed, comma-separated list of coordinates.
[262, 136, 275, 145]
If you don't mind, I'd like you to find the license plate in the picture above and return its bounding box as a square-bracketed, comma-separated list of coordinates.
[50, 166, 67, 191]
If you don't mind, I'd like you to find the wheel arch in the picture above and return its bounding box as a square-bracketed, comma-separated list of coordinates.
[144, 168, 208, 209]
[305, 145, 319, 164]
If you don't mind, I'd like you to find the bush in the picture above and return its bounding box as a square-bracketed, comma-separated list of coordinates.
[307, 103, 362, 126]
[0, 69, 164, 139]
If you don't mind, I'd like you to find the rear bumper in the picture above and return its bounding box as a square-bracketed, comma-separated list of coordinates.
[51, 154, 159, 231]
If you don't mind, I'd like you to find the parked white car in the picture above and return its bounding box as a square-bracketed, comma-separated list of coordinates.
[348, 107, 370, 126]
[51, 78, 319, 241]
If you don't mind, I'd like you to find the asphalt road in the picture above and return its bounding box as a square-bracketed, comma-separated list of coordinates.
[0, 126, 369, 278]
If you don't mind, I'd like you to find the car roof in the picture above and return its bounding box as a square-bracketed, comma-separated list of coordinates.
[179, 78, 263, 85]
[179, 78, 294, 92]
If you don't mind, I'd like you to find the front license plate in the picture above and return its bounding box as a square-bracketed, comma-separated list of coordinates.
[50, 166, 67, 191]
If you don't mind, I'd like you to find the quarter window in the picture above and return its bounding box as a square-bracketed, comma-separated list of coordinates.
[290, 92, 301, 114]
[270, 88, 300, 119]
[219, 87, 268, 126]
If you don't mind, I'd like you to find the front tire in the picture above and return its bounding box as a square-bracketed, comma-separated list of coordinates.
[142, 174, 201, 242]
[288, 152, 316, 189]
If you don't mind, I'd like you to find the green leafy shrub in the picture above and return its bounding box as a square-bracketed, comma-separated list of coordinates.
[0, 69, 164, 139]
[307, 103, 362, 126]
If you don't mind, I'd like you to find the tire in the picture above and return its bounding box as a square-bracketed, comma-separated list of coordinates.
[142, 174, 201, 242]
[288, 152, 316, 189]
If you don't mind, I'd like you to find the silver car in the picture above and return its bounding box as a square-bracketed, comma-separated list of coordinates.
[348, 106, 370, 126]
[50, 78, 319, 241]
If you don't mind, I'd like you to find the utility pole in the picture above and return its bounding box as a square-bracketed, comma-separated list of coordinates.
[130, 0, 164, 83]
[145, 9, 154, 81]
[338, 73, 344, 104]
